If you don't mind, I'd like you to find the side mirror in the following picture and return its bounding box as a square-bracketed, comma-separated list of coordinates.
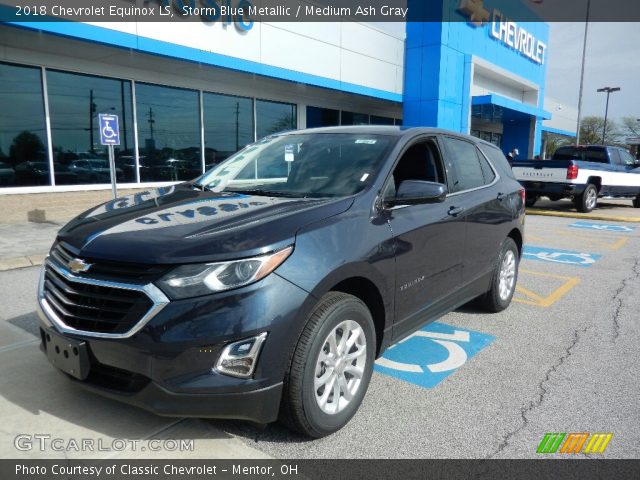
[386, 180, 447, 207]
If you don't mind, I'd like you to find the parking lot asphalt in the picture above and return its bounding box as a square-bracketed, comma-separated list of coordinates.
[0, 214, 638, 459]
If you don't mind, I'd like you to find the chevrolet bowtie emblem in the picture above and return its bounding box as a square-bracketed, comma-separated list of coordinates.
[68, 258, 92, 274]
[457, 0, 490, 26]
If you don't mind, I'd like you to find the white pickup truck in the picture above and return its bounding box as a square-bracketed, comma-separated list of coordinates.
[513, 145, 640, 212]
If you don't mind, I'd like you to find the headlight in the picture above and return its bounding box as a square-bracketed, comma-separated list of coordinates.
[157, 245, 293, 299]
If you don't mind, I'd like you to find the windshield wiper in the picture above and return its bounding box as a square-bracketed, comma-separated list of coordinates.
[190, 182, 214, 192]
[225, 189, 304, 198]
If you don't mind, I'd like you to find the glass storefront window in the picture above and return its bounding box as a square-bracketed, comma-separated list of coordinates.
[136, 83, 201, 182]
[203, 92, 253, 170]
[47, 70, 134, 185]
[256, 100, 297, 140]
[370, 115, 394, 126]
[0, 63, 49, 187]
[341, 111, 370, 126]
[306, 106, 339, 128]
[471, 129, 502, 148]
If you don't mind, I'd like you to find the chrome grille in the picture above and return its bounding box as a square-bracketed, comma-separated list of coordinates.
[39, 260, 169, 337]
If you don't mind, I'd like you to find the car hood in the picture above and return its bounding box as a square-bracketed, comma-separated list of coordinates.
[56, 183, 353, 264]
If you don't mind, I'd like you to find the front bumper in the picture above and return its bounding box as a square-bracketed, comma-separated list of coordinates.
[37, 262, 313, 423]
[38, 333, 282, 423]
[519, 181, 586, 197]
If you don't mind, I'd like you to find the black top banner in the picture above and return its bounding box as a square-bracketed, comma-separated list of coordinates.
[2, 459, 640, 480]
[2, 0, 640, 23]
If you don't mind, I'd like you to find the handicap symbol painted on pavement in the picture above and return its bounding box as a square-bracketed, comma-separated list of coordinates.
[569, 221, 635, 233]
[374, 322, 494, 389]
[522, 246, 601, 267]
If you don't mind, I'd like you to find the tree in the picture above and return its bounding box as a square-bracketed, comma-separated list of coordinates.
[620, 117, 640, 158]
[266, 113, 296, 136]
[579, 116, 620, 145]
[9, 131, 46, 167]
[544, 133, 573, 158]
[620, 117, 640, 137]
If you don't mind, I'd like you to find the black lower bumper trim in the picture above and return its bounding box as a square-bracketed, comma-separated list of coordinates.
[520, 181, 584, 197]
[67, 375, 283, 424]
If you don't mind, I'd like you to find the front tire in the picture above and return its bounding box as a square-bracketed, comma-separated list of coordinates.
[479, 238, 519, 313]
[280, 292, 375, 438]
[575, 183, 598, 213]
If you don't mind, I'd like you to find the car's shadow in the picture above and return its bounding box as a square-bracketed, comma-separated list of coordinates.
[454, 300, 497, 316]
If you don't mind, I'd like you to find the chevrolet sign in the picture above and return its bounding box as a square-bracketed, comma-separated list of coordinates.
[458, 0, 547, 65]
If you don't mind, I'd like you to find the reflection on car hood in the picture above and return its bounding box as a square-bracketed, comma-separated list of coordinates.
[56, 184, 353, 264]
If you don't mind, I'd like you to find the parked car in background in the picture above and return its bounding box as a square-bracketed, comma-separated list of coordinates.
[513, 145, 640, 212]
[0, 161, 16, 185]
[37, 127, 525, 437]
[68, 159, 123, 183]
[14, 161, 50, 185]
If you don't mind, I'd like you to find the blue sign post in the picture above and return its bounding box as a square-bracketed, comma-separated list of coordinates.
[98, 114, 120, 198]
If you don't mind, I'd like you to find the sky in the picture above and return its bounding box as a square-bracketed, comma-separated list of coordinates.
[546, 22, 639, 122]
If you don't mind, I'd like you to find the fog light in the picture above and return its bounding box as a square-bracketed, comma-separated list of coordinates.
[215, 332, 267, 378]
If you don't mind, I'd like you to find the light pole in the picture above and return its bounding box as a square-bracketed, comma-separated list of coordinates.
[575, 0, 591, 145]
[597, 87, 620, 144]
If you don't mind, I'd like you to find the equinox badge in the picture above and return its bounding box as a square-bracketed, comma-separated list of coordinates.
[67, 258, 91, 274]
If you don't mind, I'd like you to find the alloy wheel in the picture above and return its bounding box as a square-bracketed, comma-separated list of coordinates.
[498, 250, 516, 301]
[314, 320, 367, 415]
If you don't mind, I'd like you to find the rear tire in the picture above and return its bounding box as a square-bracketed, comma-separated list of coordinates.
[525, 194, 538, 208]
[547, 194, 562, 202]
[633, 195, 640, 208]
[478, 238, 519, 313]
[279, 292, 375, 438]
[575, 183, 598, 213]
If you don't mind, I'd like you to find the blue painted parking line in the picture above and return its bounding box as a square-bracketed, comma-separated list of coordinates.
[523, 246, 602, 267]
[569, 221, 635, 233]
[375, 322, 494, 389]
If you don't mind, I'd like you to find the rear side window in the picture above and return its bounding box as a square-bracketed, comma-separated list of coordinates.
[477, 149, 496, 184]
[609, 149, 622, 165]
[478, 143, 515, 179]
[442, 137, 493, 192]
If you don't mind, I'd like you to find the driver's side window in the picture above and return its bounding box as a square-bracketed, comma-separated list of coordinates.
[385, 139, 445, 200]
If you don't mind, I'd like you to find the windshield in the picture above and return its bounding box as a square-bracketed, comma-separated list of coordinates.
[194, 133, 395, 198]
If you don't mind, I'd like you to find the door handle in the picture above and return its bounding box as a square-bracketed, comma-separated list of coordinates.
[448, 206, 465, 217]
[497, 192, 507, 201]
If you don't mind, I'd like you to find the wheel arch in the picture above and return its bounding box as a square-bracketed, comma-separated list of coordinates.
[507, 228, 523, 257]
[329, 276, 387, 358]
[586, 176, 602, 192]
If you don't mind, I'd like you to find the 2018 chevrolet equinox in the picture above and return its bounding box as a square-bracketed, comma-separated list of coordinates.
[37, 126, 525, 437]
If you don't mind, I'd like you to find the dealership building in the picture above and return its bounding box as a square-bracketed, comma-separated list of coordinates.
[0, 0, 576, 194]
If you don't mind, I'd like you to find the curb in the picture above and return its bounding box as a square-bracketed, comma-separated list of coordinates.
[0, 254, 46, 272]
[526, 209, 640, 223]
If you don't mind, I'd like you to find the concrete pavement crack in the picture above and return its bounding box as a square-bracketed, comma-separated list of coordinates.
[486, 325, 591, 459]
[610, 257, 640, 342]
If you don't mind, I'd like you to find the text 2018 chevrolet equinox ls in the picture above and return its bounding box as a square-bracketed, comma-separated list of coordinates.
[37, 127, 525, 437]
